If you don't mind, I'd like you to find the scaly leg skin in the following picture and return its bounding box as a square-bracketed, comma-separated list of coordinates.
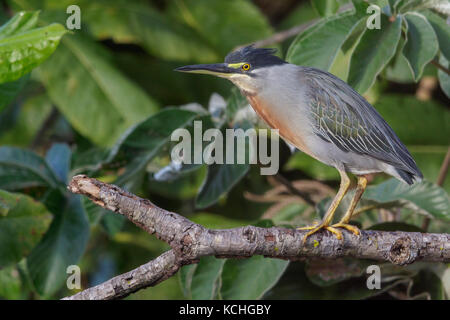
[298, 169, 350, 243]
[331, 175, 368, 236]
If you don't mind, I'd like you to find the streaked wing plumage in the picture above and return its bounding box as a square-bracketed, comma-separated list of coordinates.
[302, 67, 421, 178]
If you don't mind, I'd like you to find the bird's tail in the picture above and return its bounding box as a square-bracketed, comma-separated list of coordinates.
[394, 167, 423, 185]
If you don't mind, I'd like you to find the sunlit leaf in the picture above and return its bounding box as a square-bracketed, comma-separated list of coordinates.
[0, 22, 67, 83]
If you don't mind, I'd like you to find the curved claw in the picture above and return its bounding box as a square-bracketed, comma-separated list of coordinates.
[296, 221, 320, 231]
[331, 223, 360, 236]
[299, 224, 343, 244]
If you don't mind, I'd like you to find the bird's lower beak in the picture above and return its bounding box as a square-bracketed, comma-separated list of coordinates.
[175, 63, 236, 77]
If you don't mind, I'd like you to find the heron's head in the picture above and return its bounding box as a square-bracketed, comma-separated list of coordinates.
[175, 45, 286, 95]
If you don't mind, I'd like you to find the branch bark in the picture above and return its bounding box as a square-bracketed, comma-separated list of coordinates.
[64, 175, 450, 300]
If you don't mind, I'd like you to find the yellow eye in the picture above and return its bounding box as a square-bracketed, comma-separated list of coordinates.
[242, 63, 251, 71]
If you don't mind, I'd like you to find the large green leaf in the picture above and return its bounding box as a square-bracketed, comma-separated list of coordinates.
[402, 12, 438, 81]
[374, 94, 450, 145]
[107, 108, 200, 184]
[0, 190, 52, 267]
[128, 4, 219, 63]
[220, 256, 289, 300]
[420, 10, 450, 61]
[0, 21, 67, 83]
[287, 11, 364, 70]
[0, 265, 22, 299]
[184, 256, 225, 300]
[0, 146, 60, 190]
[167, 0, 273, 56]
[196, 163, 249, 209]
[27, 195, 89, 297]
[348, 14, 402, 93]
[0, 11, 39, 39]
[364, 178, 450, 221]
[80, 0, 220, 63]
[37, 34, 159, 146]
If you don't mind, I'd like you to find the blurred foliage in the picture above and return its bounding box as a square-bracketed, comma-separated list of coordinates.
[0, 0, 448, 300]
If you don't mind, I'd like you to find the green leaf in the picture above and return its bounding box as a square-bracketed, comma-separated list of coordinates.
[196, 163, 249, 209]
[0, 22, 67, 83]
[45, 143, 71, 184]
[0, 146, 60, 190]
[189, 256, 225, 300]
[0, 11, 39, 39]
[81, 0, 219, 62]
[348, 14, 402, 93]
[107, 108, 200, 185]
[0, 190, 52, 267]
[311, 0, 340, 17]
[168, 0, 273, 56]
[374, 94, 450, 145]
[420, 10, 450, 61]
[305, 258, 369, 287]
[402, 12, 438, 81]
[27, 195, 89, 297]
[287, 11, 364, 70]
[37, 34, 159, 146]
[0, 74, 29, 113]
[438, 54, 450, 99]
[364, 178, 450, 221]
[220, 256, 289, 299]
[129, 4, 219, 63]
[0, 265, 22, 299]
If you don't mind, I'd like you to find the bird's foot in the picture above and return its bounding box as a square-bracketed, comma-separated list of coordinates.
[330, 223, 360, 236]
[298, 223, 343, 244]
[296, 221, 320, 230]
[298, 222, 360, 244]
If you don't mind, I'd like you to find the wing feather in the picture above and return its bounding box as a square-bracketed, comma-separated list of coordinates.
[301, 67, 421, 177]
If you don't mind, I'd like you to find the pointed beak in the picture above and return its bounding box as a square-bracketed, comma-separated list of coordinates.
[174, 63, 237, 77]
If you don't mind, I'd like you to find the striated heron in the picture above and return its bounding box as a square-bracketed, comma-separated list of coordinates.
[175, 45, 423, 242]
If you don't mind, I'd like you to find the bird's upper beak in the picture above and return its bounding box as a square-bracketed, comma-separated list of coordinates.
[175, 63, 237, 77]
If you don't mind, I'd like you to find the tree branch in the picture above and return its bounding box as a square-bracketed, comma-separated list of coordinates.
[64, 175, 450, 300]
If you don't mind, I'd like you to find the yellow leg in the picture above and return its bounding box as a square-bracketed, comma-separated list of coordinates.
[331, 175, 368, 236]
[298, 169, 350, 243]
